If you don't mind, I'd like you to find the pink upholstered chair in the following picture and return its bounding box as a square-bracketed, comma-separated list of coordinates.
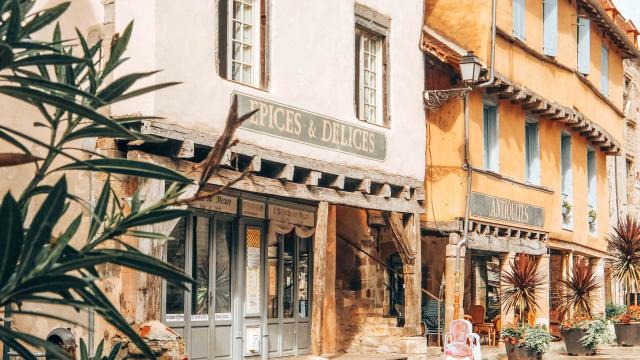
[444, 319, 481, 360]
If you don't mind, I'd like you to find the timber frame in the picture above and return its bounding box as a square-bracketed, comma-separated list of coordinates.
[122, 120, 423, 213]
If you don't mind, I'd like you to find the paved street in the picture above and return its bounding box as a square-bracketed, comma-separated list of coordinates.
[553, 346, 640, 360]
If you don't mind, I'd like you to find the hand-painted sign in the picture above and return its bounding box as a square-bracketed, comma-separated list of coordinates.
[190, 194, 237, 214]
[470, 192, 544, 228]
[236, 93, 386, 161]
[268, 204, 315, 227]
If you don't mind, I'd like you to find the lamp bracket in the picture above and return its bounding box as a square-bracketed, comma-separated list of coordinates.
[424, 87, 473, 111]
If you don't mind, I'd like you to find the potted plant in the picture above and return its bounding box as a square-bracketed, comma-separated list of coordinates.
[588, 208, 597, 226]
[557, 261, 610, 355]
[562, 198, 572, 217]
[501, 324, 553, 360]
[500, 254, 549, 360]
[607, 215, 640, 346]
[612, 305, 640, 346]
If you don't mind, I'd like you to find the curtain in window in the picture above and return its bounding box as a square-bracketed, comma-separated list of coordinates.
[513, 0, 526, 40]
[577, 17, 591, 74]
[601, 46, 609, 96]
[543, 0, 558, 56]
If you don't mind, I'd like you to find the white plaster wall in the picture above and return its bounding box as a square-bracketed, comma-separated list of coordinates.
[112, 0, 426, 181]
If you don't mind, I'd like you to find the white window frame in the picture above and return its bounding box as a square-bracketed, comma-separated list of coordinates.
[524, 117, 540, 185]
[228, 0, 261, 86]
[561, 133, 573, 228]
[358, 32, 384, 126]
[587, 148, 597, 233]
[483, 101, 500, 173]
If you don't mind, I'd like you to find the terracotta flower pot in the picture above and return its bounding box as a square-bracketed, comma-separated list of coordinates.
[614, 323, 640, 346]
[562, 328, 595, 356]
[504, 342, 543, 360]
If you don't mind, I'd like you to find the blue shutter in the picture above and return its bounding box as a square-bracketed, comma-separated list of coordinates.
[577, 17, 591, 74]
[525, 121, 540, 184]
[601, 46, 609, 96]
[587, 150, 597, 207]
[543, 0, 558, 56]
[513, 0, 526, 40]
[561, 134, 572, 197]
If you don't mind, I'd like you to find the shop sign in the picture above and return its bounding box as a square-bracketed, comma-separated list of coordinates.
[191, 194, 237, 214]
[236, 93, 387, 161]
[470, 192, 544, 228]
[242, 199, 265, 219]
[268, 205, 315, 227]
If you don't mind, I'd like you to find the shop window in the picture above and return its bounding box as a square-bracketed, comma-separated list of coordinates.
[525, 119, 540, 184]
[192, 217, 210, 320]
[283, 233, 295, 318]
[587, 149, 597, 233]
[601, 46, 609, 96]
[577, 17, 591, 75]
[215, 221, 233, 316]
[387, 253, 404, 317]
[166, 218, 187, 322]
[298, 237, 310, 318]
[483, 103, 499, 172]
[245, 226, 262, 316]
[543, 0, 558, 56]
[267, 230, 280, 319]
[218, 0, 268, 88]
[513, 0, 526, 41]
[355, 4, 389, 127]
[561, 133, 573, 227]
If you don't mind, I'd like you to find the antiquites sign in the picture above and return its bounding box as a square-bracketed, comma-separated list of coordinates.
[470, 192, 544, 228]
[236, 93, 387, 160]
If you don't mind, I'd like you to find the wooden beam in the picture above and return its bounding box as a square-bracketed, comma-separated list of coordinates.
[413, 186, 425, 201]
[221, 150, 233, 166]
[511, 90, 528, 104]
[311, 202, 329, 355]
[327, 174, 345, 190]
[276, 164, 294, 181]
[303, 170, 322, 186]
[375, 183, 391, 198]
[248, 155, 261, 172]
[321, 205, 337, 353]
[403, 213, 422, 333]
[384, 211, 416, 265]
[174, 140, 194, 159]
[358, 178, 372, 194]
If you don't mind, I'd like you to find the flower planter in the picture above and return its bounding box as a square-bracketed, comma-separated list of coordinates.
[504, 342, 543, 360]
[562, 329, 595, 356]
[614, 323, 640, 346]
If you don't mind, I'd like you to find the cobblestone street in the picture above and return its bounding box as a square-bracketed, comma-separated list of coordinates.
[553, 346, 640, 360]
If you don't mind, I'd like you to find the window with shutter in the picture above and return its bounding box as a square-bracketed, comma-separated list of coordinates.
[577, 17, 591, 75]
[561, 133, 573, 227]
[543, 0, 558, 56]
[483, 104, 499, 172]
[587, 149, 596, 232]
[525, 119, 540, 185]
[601, 46, 609, 96]
[513, 0, 526, 40]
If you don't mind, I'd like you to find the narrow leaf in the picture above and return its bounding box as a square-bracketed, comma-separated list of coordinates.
[0, 152, 40, 166]
[20, 2, 70, 37]
[56, 158, 193, 184]
[88, 178, 110, 241]
[10, 53, 83, 67]
[0, 193, 23, 286]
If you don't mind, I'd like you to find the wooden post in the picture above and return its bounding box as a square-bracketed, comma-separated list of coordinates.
[500, 252, 516, 327]
[403, 213, 422, 334]
[444, 233, 464, 333]
[536, 254, 550, 327]
[321, 205, 337, 354]
[311, 201, 329, 355]
[589, 257, 606, 316]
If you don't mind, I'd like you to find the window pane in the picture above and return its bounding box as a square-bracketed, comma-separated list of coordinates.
[232, 41, 241, 61]
[192, 217, 209, 318]
[233, 1, 241, 20]
[242, 65, 251, 83]
[298, 237, 310, 318]
[166, 217, 186, 321]
[243, 45, 252, 63]
[243, 24, 252, 44]
[267, 234, 280, 319]
[215, 221, 233, 316]
[232, 21, 241, 41]
[243, 3, 253, 23]
[232, 62, 241, 80]
[283, 233, 295, 318]
[245, 226, 262, 315]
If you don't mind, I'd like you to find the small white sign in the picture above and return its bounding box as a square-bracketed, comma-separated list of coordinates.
[191, 314, 209, 321]
[165, 314, 185, 322]
[215, 313, 232, 321]
[191, 194, 238, 214]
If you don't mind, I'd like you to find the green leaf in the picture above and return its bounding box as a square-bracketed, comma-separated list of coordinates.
[125, 230, 174, 241]
[36, 214, 81, 272]
[11, 40, 59, 52]
[96, 70, 160, 103]
[0, 42, 14, 70]
[61, 125, 140, 143]
[119, 209, 191, 229]
[0, 128, 31, 154]
[106, 342, 122, 360]
[80, 339, 89, 360]
[112, 81, 181, 104]
[10, 53, 83, 67]
[6, 0, 21, 43]
[1, 75, 106, 105]
[0, 193, 23, 286]
[9, 274, 88, 300]
[20, 2, 70, 37]
[18, 176, 67, 281]
[102, 21, 133, 79]
[0, 327, 38, 360]
[93, 339, 104, 360]
[88, 177, 110, 241]
[57, 158, 193, 184]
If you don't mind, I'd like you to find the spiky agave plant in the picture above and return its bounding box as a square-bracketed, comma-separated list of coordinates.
[500, 254, 546, 326]
[607, 215, 640, 305]
[556, 261, 601, 318]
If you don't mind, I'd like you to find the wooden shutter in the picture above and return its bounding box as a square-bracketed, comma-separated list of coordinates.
[543, 0, 558, 56]
[218, 0, 228, 79]
[601, 46, 609, 96]
[513, 0, 525, 40]
[577, 17, 590, 74]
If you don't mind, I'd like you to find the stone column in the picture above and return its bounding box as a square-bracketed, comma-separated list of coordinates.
[535, 254, 550, 327]
[311, 201, 329, 355]
[500, 252, 516, 328]
[589, 257, 606, 316]
[403, 213, 422, 335]
[444, 233, 464, 332]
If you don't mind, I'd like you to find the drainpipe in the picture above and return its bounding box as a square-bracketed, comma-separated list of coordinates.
[452, 0, 497, 320]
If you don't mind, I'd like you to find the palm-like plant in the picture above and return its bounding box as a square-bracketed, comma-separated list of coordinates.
[607, 215, 640, 305]
[500, 254, 546, 326]
[556, 261, 601, 319]
[0, 1, 254, 359]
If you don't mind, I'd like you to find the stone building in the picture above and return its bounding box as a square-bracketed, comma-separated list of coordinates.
[421, 0, 638, 342]
[1, 1, 431, 359]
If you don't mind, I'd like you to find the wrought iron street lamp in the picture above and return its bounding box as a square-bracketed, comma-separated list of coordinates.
[459, 51, 482, 84]
[424, 51, 482, 111]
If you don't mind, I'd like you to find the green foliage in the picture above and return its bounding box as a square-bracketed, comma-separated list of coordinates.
[607, 215, 640, 304]
[0, 1, 252, 359]
[500, 324, 553, 354]
[78, 339, 120, 360]
[606, 303, 627, 319]
[556, 261, 601, 319]
[500, 254, 546, 326]
[579, 318, 613, 352]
